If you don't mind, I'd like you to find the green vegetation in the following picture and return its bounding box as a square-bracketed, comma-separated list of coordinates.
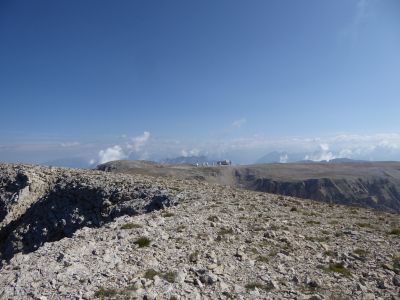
[163, 271, 177, 283]
[356, 223, 372, 228]
[134, 237, 151, 248]
[324, 250, 334, 257]
[144, 269, 177, 283]
[256, 255, 269, 263]
[218, 227, 234, 235]
[306, 220, 321, 225]
[95, 287, 118, 298]
[268, 250, 279, 257]
[354, 248, 367, 257]
[144, 269, 160, 280]
[389, 228, 400, 235]
[189, 251, 199, 262]
[120, 223, 142, 230]
[305, 236, 329, 243]
[323, 263, 351, 276]
[245, 282, 274, 292]
[393, 256, 400, 270]
[222, 291, 235, 299]
[162, 212, 175, 217]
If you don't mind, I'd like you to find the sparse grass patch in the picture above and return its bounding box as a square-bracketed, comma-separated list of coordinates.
[354, 248, 367, 257]
[207, 215, 219, 222]
[197, 233, 208, 240]
[281, 242, 293, 251]
[222, 291, 235, 299]
[163, 212, 175, 217]
[303, 211, 319, 217]
[268, 250, 279, 257]
[134, 237, 151, 248]
[248, 224, 264, 232]
[389, 228, 400, 235]
[95, 287, 118, 298]
[144, 269, 160, 280]
[189, 251, 199, 262]
[121, 223, 142, 230]
[245, 282, 274, 292]
[256, 255, 269, 263]
[163, 271, 177, 283]
[334, 231, 343, 237]
[323, 263, 351, 277]
[306, 220, 321, 225]
[218, 227, 234, 235]
[393, 256, 400, 270]
[305, 235, 329, 243]
[356, 223, 372, 228]
[250, 247, 259, 254]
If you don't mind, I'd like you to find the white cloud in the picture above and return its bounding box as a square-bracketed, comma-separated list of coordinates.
[180, 148, 200, 157]
[305, 144, 336, 162]
[94, 131, 151, 165]
[232, 118, 246, 129]
[60, 141, 80, 147]
[98, 145, 127, 164]
[128, 131, 150, 152]
[341, 0, 375, 43]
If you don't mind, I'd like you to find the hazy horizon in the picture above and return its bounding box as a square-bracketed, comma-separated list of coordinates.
[1, 1, 400, 167]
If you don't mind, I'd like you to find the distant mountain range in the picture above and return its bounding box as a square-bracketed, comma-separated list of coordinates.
[256, 151, 366, 164]
[42, 157, 92, 168]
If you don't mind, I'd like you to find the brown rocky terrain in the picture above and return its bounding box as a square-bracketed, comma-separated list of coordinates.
[98, 160, 400, 213]
[0, 162, 399, 299]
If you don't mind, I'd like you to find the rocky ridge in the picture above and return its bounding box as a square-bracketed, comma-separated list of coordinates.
[0, 163, 399, 299]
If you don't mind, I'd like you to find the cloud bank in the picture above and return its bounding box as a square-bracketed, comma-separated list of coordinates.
[95, 131, 151, 165]
[3, 132, 400, 167]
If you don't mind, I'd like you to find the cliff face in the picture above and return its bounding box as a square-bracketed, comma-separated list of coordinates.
[232, 164, 400, 213]
[241, 177, 400, 212]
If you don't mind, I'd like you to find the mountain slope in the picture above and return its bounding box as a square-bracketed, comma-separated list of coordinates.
[0, 163, 399, 299]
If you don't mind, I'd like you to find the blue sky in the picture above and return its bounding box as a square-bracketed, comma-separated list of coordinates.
[1, 0, 400, 166]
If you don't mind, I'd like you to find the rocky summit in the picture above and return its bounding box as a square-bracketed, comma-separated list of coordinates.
[0, 163, 399, 299]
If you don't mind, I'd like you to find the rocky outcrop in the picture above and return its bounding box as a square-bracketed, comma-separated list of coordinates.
[0, 164, 176, 262]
